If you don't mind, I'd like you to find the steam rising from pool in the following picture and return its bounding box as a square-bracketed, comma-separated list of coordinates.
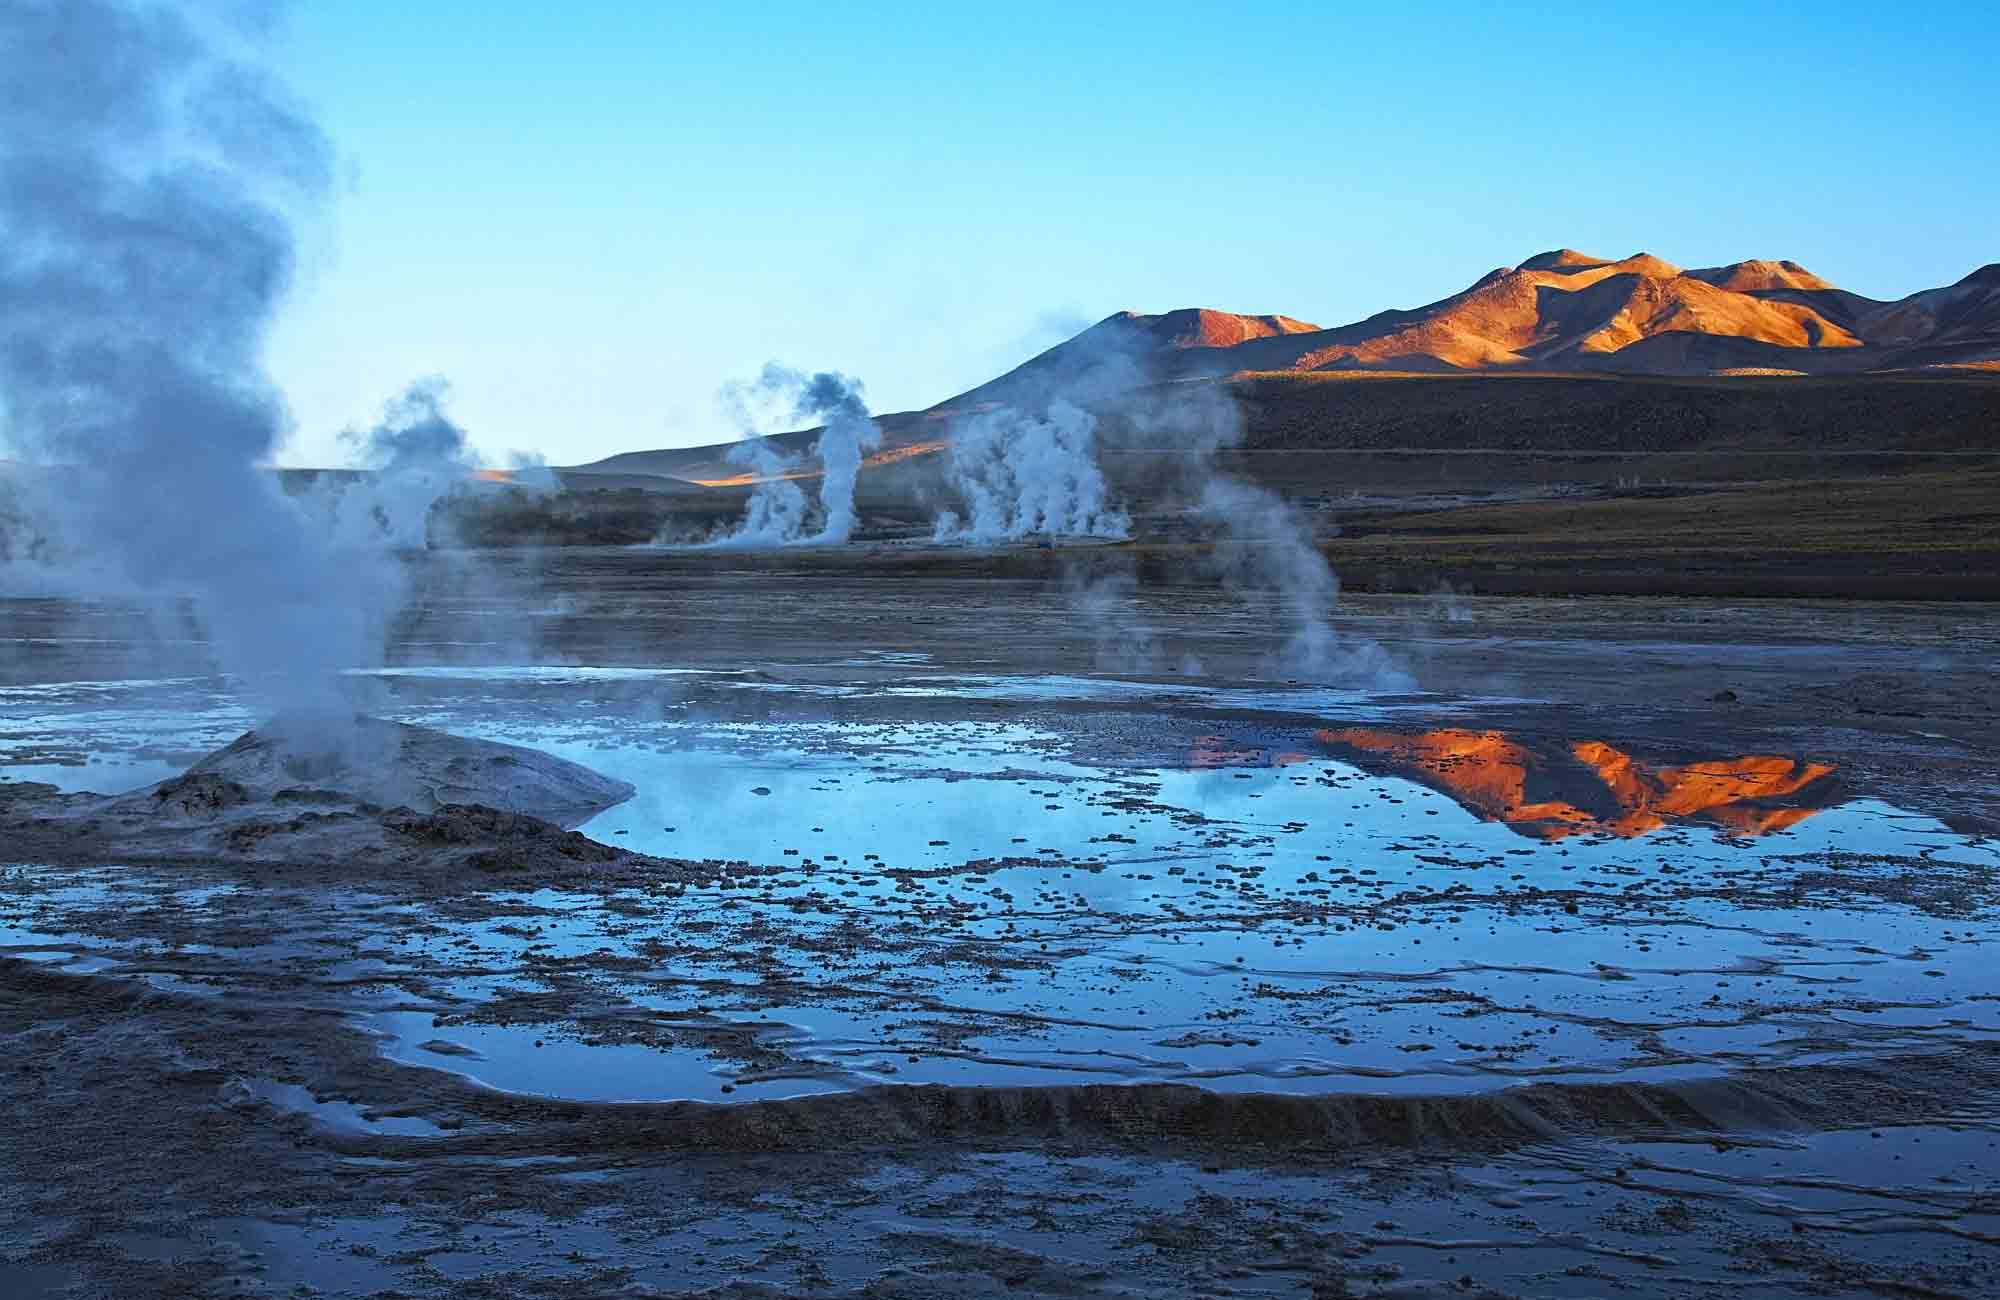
[0, 1, 492, 739]
[704, 364, 881, 548]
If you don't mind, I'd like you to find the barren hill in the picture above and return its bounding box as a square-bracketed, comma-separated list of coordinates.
[1119, 308, 1321, 350]
[1686, 259, 1839, 294]
[1283, 250, 1868, 370]
[928, 252, 2000, 404]
[1856, 263, 2000, 358]
[565, 252, 2000, 482]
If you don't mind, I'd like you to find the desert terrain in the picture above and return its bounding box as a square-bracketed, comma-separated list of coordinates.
[428, 368, 2000, 600]
[412, 252, 2000, 595]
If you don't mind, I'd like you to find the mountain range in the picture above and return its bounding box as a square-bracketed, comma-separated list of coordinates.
[573, 250, 2000, 480]
[987, 250, 2000, 391]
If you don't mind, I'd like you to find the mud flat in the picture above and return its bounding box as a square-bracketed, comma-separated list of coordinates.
[3, 571, 1998, 1298]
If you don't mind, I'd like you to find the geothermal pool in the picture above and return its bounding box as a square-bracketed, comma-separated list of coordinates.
[5, 579, 2000, 1299]
[6, 655, 1995, 1108]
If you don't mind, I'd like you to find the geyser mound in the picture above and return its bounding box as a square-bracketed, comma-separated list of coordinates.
[130, 715, 634, 829]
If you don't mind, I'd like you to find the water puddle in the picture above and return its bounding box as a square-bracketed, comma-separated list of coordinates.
[4, 662, 1997, 1109]
[239, 1079, 446, 1137]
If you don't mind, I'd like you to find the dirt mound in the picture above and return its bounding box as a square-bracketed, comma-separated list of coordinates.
[120, 715, 634, 828]
[3, 723, 670, 885]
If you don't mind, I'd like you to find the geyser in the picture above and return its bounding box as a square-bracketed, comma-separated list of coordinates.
[707, 364, 881, 547]
[0, 0, 382, 717]
[932, 400, 1129, 543]
[0, 3, 531, 761]
[315, 377, 484, 550]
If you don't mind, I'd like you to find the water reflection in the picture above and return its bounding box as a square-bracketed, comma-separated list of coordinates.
[1314, 727, 1837, 841]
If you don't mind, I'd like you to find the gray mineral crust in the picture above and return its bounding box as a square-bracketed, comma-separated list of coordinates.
[115, 714, 635, 828]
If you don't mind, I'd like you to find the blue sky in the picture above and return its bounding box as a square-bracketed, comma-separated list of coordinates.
[263, 1, 2000, 465]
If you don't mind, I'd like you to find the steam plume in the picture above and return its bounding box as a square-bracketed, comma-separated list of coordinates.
[706, 363, 880, 547]
[933, 400, 1128, 543]
[979, 314, 1407, 686]
[502, 449, 559, 492]
[794, 368, 879, 544]
[325, 377, 480, 549]
[713, 437, 810, 547]
[0, 1, 411, 717]
[1199, 477, 1409, 686]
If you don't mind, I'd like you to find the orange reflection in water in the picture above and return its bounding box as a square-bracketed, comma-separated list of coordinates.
[1316, 727, 1837, 841]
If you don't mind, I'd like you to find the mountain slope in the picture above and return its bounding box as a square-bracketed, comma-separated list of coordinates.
[1857, 263, 2000, 357]
[1121, 308, 1321, 349]
[564, 253, 2000, 477]
[927, 252, 2000, 402]
[1216, 250, 1871, 374]
[932, 308, 1320, 416]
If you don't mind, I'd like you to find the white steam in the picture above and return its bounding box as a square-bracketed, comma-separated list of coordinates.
[315, 378, 481, 550]
[705, 364, 881, 548]
[711, 438, 810, 548]
[0, 0, 377, 717]
[807, 371, 878, 544]
[968, 314, 1407, 688]
[0, 5, 509, 728]
[1199, 477, 1410, 687]
[932, 400, 1129, 543]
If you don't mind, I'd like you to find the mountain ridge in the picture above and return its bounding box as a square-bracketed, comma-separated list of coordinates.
[569, 253, 2000, 478]
[975, 252, 2000, 395]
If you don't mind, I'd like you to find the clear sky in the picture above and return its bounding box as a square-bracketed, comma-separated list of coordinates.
[263, 1, 1999, 466]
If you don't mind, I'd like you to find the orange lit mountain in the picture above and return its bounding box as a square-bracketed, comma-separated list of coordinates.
[1121, 308, 1323, 350]
[952, 252, 2000, 401]
[567, 253, 2000, 481]
[1265, 250, 1873, 372]
[935, 308, 1325, 415]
